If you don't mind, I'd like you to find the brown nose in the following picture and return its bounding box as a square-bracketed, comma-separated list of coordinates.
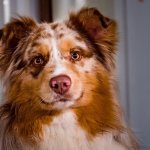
[50, 75, 71, 95]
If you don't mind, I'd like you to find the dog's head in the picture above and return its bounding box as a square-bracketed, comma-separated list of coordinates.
[0, 8, 117, 115]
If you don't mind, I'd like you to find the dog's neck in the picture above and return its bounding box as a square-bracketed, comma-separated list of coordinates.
[1, 109, 129, 150]
[1, 95, 123, 144]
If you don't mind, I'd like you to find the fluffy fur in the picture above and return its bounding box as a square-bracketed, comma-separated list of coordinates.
[0, 8, 138, 150]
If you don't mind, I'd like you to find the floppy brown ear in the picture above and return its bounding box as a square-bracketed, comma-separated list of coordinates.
[0, 17, 37, 72]
[68, 8, 117, 71]
[0, 17, 37, 53]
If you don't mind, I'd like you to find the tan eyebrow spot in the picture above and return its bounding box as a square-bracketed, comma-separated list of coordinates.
[30, 42, 50, 57]
[58, 38, 75, 53]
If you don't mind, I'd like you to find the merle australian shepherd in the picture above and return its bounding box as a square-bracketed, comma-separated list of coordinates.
[0, 8, 138, 150]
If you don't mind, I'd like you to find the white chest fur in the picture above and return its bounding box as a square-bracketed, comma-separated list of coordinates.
[38, 110, 126, 150]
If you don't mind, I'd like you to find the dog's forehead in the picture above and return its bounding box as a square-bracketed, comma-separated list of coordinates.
[32, 22, 86, 49]
[50, 22, 78, 37]
[25, 21, 88, 58]
[34, 22, 79, 40]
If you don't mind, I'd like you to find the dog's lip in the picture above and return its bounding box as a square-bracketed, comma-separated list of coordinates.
[40, 92, 84, 106]
[51, 98, 70, 104]
[40, 98, 70, 105]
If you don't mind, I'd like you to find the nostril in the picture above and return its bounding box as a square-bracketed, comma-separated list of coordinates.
[63, 81, 71, 87]
[63, 83, 66, 88]
[54, 83, 59, 89]
[50, 75, 71, 95]
[62, 82, 69, 90]
[51, 81, 57, 88]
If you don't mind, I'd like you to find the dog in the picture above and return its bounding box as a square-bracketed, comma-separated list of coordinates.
[0, 7, 138, 150]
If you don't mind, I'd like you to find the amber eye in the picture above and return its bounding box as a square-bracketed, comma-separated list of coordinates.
[70, 51, 82, 61]
[32, 56, 44, 66]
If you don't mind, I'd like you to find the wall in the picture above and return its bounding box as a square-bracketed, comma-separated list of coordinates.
[52, 0, 114, 21]
[125, 0, 150, 149]
[9, 0, 39, 22]
[0, 0, 7, 27]
[52, 0, 86, 21]
[16, 0, 39, 21]
[0, 3, 4, 27]
[0, 1, 4, 101]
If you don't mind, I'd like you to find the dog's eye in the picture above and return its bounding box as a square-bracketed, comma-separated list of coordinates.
[70, 51, 82, 61]
[32, 56, 45, 66]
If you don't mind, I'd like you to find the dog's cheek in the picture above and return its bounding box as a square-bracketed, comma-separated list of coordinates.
[65, 58, 96, 104]
[78, 62, 110, 107]
[7, 71, 43, 101]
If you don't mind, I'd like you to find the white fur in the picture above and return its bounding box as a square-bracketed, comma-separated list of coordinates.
[50, 38, 66, 76]
[76, 57, 96, 73]
[38, 110, 127, 150]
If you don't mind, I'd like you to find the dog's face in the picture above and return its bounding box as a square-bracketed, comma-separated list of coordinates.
[0, 8, 117, 113]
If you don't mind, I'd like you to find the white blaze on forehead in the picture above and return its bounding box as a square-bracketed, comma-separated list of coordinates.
[50, 38, 66, 76]
[51, 38, 61, 61]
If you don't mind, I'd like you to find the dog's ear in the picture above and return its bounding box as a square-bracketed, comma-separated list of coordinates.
[0, 17, 37, 72]
[68, 8, 117, 71]
[0, 17, 37, 53]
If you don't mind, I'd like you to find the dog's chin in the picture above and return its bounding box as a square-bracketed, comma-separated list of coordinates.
[53, 100, 76, 110]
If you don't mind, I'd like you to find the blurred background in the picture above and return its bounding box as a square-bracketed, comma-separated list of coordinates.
[0, 0, 150, 149]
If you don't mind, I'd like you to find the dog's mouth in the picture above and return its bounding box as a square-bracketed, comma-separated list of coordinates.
[40, 92, 83, 106]
[40, 98, 72, 106]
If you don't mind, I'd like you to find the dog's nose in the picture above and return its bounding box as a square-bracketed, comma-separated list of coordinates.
[50, 75, 71, 95]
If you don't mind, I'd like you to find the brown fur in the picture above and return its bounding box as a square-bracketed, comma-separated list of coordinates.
[74, 66, 123, 136]
[0, 17, 37, 72]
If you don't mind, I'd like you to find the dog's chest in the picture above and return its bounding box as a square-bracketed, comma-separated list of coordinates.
[38, 111, 126, 150]
[39, 111, 89, 150]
